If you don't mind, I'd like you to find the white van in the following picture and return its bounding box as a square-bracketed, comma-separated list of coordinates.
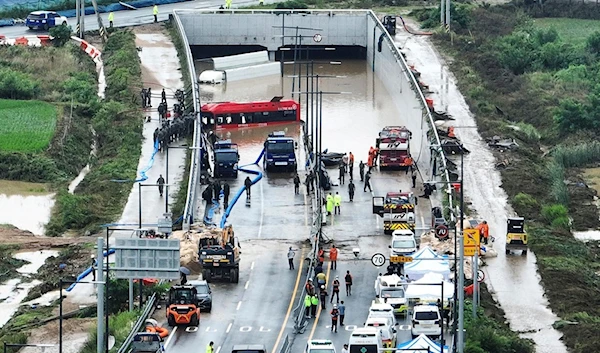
[374, 274, 408, 316]
[364, 317, 397, 348]
[305, 339, 336, 353]
[348, 327, 382, 353]
[368, 302, 396, 324]
[411, 305, 442, 339]
[389, 230, 418, 256]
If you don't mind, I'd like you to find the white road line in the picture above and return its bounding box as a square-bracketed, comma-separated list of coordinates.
[216, 346, 221, 353]
[245, 280, 250, 289]
[258, 178, 264, 238]
[251, 261, 255, 270]
[226, 323, 233, 333]
[164, 326, 177, 348]
[421, 216, 425, 227]
[236, 301, 242, 310]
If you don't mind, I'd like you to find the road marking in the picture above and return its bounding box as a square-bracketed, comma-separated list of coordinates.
[251, 261, 255, 270]
[236, 301, 242, 310]
[226, 323, 232, 333]
[164, 326, 177, 348]
[245, 280, 250, 289]
[216, 346, 221, 353]
[307, 264, 332, 340]
[272, 253, 306, 353]
[258, 177, 264, 238]
[185, 326, 198, 332]
[421, 216, 425, 228]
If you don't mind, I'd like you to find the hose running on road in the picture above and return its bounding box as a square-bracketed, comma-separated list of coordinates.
[398, 15, 433, 36]
[111, 140, 160, 183]
[219, 148, 265, 228]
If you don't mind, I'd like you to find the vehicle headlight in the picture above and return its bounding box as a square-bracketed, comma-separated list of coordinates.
[267, 158, 273, 162]
[201, 251, 207, 255]
[234, 163, 238, 170]
[288, 158, 295, 161]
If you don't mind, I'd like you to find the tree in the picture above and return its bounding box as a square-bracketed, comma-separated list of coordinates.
[554, 98, 588, 134]
[49, 24, 72, 47]
[586, 31, 600, 56]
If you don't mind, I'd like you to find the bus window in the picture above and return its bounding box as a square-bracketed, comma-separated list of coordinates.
[217, 116, 224, 125]
[226, 115, 232, 124]
[254, 112, 267, 124]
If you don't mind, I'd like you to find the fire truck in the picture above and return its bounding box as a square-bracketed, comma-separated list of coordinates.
[376, 126, 412, 170]
[372, 191, 416, 235]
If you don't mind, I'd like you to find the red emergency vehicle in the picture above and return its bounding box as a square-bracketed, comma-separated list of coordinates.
[376, 126, 412, 169]
[201, 96, 300, 130]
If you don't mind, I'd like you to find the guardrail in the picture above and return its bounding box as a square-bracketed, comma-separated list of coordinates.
[116, 293, 157, 353]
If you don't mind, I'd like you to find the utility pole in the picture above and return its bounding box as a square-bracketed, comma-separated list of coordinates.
[79, 0, 85, 38]
[96, 237, 105, 353]
[76, 0, 80, 35]
[440, 0, 445, 26]
[457, 150, 465, 353]
[90, 0, 108, 42]
[446, 0, 451, 31]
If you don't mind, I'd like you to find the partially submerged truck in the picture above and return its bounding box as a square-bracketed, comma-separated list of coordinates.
[263, 131, 297, 172]
[376, 126, 412, 170]
[213, 139, 240, 178]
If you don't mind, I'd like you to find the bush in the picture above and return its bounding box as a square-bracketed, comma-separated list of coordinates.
[496, 31, 538, 75]
[0, 68, 39, 100]
[587, 31, 600, 56]
[513, 192, 539, 216]
[275, 0, 308, 9]
[541, 204, 568, 224]
[46, 191, 100, 236]
[49, 24, 72, 47]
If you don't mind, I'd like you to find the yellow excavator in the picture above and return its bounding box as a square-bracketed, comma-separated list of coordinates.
[505, 217, 528, 255]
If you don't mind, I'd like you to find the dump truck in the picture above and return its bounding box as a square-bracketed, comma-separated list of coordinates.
[376, 126, 412, 170]
[372, 191, 416, 235]
[199, 225, 241, 283]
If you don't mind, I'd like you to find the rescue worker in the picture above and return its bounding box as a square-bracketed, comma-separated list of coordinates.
[141, 88, 147, 108]
[153, 4, 159, 23]
[359, 161, 365, 182]
[338, 301, 346, 326]
[348, 152, 355, 172]
[213, 180, 221, 202]
[411, 170, 417, 188]
[330, 304, 339, 332]
[476, 220, 490, 245]
[287, 246, 296, 270]
[259, 0, 264, 5]
[146, 87, 152, 107]
[373, 147, 380, 167]
[157, 174, 165, 197]
[244, 176, 252, 199]
[223, 182, 230, 208]
[206, 342, 214, 353]
[318, 248, 325, 263]
[330, 276, 340, 303]
[316, 271, 327, 288]
[90, 255, 96, 281]
[225, 0, 232, 9]
[202, 184, 213, 204]
[344, 270, 353, 296]
[338, 163, 345, 185]
[108, 11, 114, 27]
[364, 171, 372, 192]
[315, 262, 323, 275]
[294, 173, 301, 195]
[329, 244, 338, 270]
[367, 150, 374, 172]
[319, 285, 328, 309]
[334, 192, 341, 215]
[326, 193, 334, 215]
[161, 88, 167, 104]
[348, 180, 355, 202]
[305, 278, 315, 296]
[404, 156, 413, 175]
[311, 294, 319, 317]
[304, 294, 312, 318]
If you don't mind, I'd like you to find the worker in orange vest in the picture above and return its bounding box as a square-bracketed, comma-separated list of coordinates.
[404, 156, 413, 174]
[476, 221, 490, 245]
[329, 244, 338, 270]
[348, 152, 355, 172]
[448, 126, 456, 138]
[318, 248, 325, 263]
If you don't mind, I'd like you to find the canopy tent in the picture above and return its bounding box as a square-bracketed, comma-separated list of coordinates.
[405, 248, 451, 281]
[411, 246, 444, 260]
[397, 333, 449, 353]
[405, 272, 454, 300]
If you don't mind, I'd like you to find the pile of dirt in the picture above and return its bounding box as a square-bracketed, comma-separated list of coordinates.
[171, 223, 226, 274]
[0, 227, 92, 249]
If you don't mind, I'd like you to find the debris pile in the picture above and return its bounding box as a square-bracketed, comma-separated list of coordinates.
[171, 223, 223, 274]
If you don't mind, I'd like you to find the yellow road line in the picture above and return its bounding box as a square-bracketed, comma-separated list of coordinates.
[307, 264, 332, 340]
[272, 252, 305, 353]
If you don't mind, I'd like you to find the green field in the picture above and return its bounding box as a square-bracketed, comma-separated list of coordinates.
[0, 99, 57, 153]
[533, 18, 600, 45]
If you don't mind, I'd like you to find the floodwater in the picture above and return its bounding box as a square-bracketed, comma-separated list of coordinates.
[0, 180, 55, 235]
[0, 250, 59, 328]
[395, 25, 567, 352]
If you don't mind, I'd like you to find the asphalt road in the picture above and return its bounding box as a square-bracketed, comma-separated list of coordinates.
[0, 0, 275, 38]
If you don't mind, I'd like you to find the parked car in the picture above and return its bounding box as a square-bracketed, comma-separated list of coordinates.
[411, 305, 442, 339]
[26, 11, 67, 31]
[187, 280, 212, 312]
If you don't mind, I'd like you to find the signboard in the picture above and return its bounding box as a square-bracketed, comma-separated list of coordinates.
[371, 253, 386, 267]
[113, 238, 180, 279]
[390, 256, 413, 263]
[477, 270, 485, 282]
[158, 213, 173, 234]
[463, 228, 480, 256]
[435, 224, 449, 239]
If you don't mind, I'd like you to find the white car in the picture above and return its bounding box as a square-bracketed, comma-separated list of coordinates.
[389, 229, 418, 256]
[411, 305, 442, 339]
[305, 339, 336, 353]
[364, 317, 397, 348]
[374, 274, 408, 316]
[26, 11, 68, 31]
[368, 302, 396, 325]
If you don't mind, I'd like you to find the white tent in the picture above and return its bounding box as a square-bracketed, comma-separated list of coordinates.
[405, 248, 451, 281]
[396, 334, 449, 353]
[405, 272, 454, 300]
[411, 246, 443, 260]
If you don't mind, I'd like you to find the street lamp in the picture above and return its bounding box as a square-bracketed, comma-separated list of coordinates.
[137, 182, 174, 229]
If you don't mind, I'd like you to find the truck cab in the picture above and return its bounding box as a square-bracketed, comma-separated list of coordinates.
[373, 192, 416, 234]
[263, 131, 297, 172]
[376, 126, 412, 170]
[213, 139, 239, 178]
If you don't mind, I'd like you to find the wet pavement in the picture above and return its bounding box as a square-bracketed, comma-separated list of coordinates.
[395, 24, 568, 352]
[165, 59, 449, 353]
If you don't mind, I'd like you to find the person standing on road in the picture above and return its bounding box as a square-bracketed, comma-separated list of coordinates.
[316, 271, 327, 288]
[329, 244, 338, 270]
[153, 4, 159, 23]
[306, 278, 315, 296]
[108, 12, 114, 27]
[319, 285, 328, 310]
[244, 176, 252, 199]
[411, 170, 417, 188]
[330, 304, 339, 332]
[161, 88, 167, 104]
[146, 88, 152, 107]
[223, 182, 230, 208]
[304, 294, 312, 318]
[348, 180, 355, 202]
[157, 174, 165, 197]
[359, 161, 365, 182]
[91, 255, 96, 281]
[349, 152, 355, 173]
[326, 193, 334, 216]
[334, 192, 341, 215]
[287, 246, 296, 270]
[330, 276, 340, 303]
[294, 173, 301, 195]
[225, 0, 232, 9]
[345, 270, 353, 296]
[338, 163, 345, 185]
[311, 294, 319, 317]
[364, 171, 372, 192]
[338, 301, 346, 326]
[206, 342, 214, 353]
[341, 344, 349, 353]
[213, 180, 221, 202]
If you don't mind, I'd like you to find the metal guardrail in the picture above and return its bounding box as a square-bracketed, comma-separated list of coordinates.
[278, 335, 291, 353]
[116, 293, 157, 353]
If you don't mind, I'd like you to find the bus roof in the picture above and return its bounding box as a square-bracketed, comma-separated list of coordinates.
[201, 99, 299, 114]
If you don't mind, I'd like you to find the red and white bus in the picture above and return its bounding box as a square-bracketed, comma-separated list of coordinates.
[201, 96, 300, 130]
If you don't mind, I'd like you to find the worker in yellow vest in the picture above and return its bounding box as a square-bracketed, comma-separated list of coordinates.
[259, 0, 264, 5]
[153, 5, 159, 23]
[225, 0, 232, 9]
[108, 12, 114, 27]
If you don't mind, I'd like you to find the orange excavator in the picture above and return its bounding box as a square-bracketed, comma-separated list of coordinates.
[166, 285, 200, 327]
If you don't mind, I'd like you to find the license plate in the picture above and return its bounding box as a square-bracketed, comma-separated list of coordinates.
[390, 158, 397, 161]
[421, 324, 432, 328]
[213, 263, 219, 266]
[275, 162, 288, 166]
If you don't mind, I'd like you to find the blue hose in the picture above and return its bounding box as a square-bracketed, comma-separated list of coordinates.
[111, 140, 160, 183]
[65, 249, 115, 292]
[219, 149, 265, 228]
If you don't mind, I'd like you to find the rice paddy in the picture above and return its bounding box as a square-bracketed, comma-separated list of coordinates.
[0, 99, 57, 153]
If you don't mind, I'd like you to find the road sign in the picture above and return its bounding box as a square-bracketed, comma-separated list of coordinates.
[435, 224, 449, 239]
[390, 255, 413, 263]
[113, 238, 180, 279]
[371, 253, 386, 267]
[313, 33, 322, 43]
[477, 270, 485, 282]
[464, 228, 480, 256]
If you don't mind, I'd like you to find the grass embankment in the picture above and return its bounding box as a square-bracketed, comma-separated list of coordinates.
[0, 99, 57, 152]
[411, 3, 600, 351]
[46, 30, 143, 235]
